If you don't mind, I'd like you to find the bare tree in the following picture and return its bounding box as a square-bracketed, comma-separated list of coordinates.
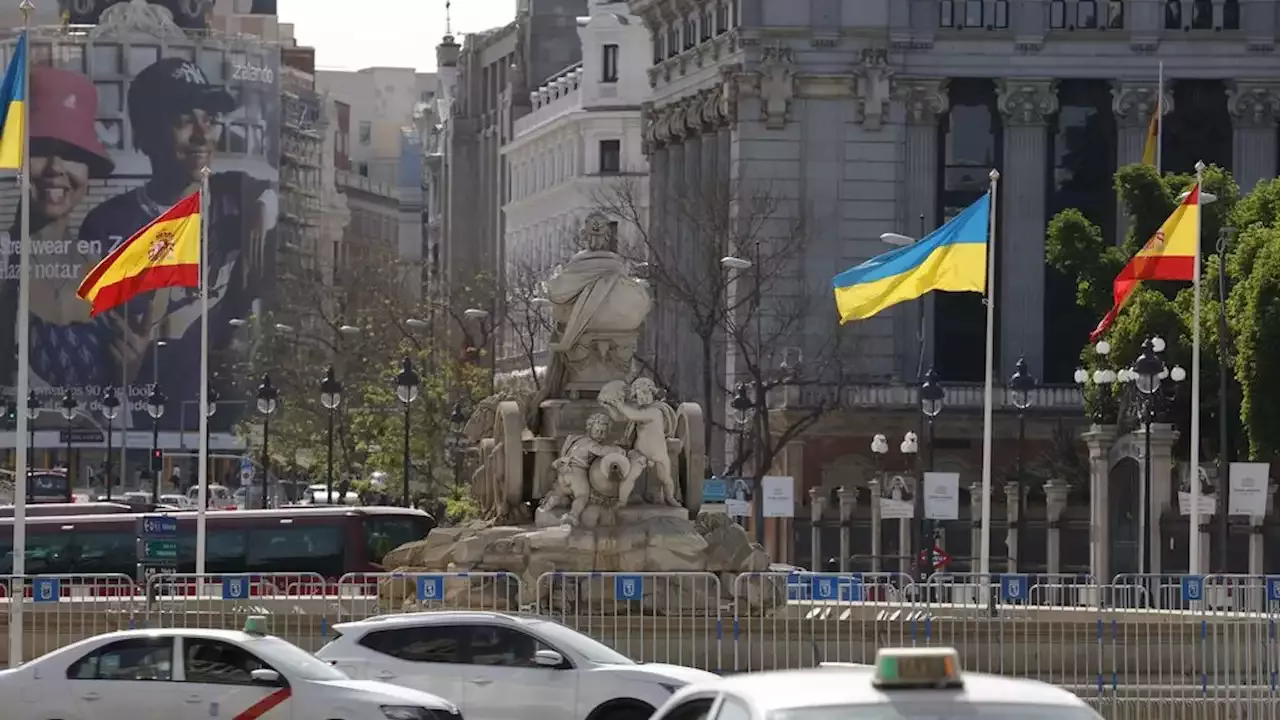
[496, 256, 554, 390]
[594, 173, 850, 484]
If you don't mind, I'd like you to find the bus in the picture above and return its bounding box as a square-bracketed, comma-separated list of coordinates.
[0, 502, 140, 517]
[0, 469, 76, 505]
[0, 506, 435, 580]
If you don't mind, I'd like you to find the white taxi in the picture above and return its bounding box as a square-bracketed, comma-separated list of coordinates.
[318, 611, 718, 720]
[0, 617, 460, 720]
[651, 647, 1102, 720]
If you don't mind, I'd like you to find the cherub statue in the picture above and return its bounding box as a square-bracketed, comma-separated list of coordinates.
[600, 377, 679, 506]
[542, 413, 636, 526]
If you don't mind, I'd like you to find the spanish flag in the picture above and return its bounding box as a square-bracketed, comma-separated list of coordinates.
[76, 191, 201, 317]
[1089, 185, 1200, 341]
[0, 32, 27, 170]
[1141, 110, 1159, 168]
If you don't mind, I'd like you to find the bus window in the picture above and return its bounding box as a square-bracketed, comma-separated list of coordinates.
[177, 529, 248, 573]
[77, 531, 137, 575]
[246, 524, 343, 576]
[363, 515, 431, 568]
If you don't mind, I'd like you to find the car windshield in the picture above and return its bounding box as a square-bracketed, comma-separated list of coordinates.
[524, 618, 635, 665]
[247, 637, 350, 681]
[772, 703, 1100, 720]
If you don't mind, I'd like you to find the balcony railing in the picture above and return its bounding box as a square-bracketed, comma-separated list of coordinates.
[1049, 0, 1125, 30]
[783, 382, 1084, 412]
[938, 0, 1243, 32]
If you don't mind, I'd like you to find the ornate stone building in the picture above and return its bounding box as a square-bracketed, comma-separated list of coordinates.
[629, 0, 1280, 567]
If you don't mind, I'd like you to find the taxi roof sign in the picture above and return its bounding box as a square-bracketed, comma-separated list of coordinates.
[873, 647, 962, 689]
[243, 616, 269, 636]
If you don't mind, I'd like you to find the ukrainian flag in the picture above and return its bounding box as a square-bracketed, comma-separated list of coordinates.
[0, 32, 26, 170]
[833, 193, 991, 323]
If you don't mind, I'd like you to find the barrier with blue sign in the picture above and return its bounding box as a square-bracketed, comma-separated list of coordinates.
[788, 573, 864, 602]
[615, 574, 645, 601]
[417, 575, 445, 601]
[221, 576, 250, 600]
[1000, 574, 1029, 602]
[32, 577, 59, 603]
[1181, 575, 1204, 602]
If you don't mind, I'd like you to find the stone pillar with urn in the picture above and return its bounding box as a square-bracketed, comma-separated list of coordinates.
[1083, 425, 1118, 582]
[808, 487, 825, 571]
[1043, 479, 1071, 577]
[837, 486, 855, 573]
[1004, 481, 1020, 573]
[869, 477, 882, 573]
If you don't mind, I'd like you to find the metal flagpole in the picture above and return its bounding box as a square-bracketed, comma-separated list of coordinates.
[1156, 62, 1164, 174]
[1189, 161, 1206, 575]
[978, 169, 999, 580]
[9, 0, 32, 668]
[195, 167, 210, 575]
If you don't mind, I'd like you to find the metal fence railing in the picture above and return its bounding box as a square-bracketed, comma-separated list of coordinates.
[4, 571, 1280, 715]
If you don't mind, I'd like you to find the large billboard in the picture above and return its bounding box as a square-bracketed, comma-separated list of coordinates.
[0, 30, 281, 436]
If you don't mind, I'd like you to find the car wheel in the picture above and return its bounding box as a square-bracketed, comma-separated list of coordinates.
[592, 700, 655, 720]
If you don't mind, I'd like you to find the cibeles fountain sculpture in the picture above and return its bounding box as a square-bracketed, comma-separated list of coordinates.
[381, 213, 780, 615]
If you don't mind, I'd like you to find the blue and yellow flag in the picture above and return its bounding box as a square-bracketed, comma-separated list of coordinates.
[832, 193, 990, 323]
[0, 32, 26, 170]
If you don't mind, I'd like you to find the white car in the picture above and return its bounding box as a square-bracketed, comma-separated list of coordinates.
[651, 647, 1102, 720]
[318, 611, 718, 720]
[0, 617, 460, 720]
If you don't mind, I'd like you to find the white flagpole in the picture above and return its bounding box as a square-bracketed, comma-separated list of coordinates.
[9, 4, 32, 669]
[1189, 160, 1205, 576]
[978, 168, 999, 580]
[1156, 62, 1164, 174]
[195, 167, 211, 576]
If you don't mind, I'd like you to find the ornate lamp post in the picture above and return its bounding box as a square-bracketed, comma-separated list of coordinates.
[145, 386, 166, 502]
[204, 385, 219, 497]
[395, 358, 421, 507]
[1009, 357, 1037, 482]
[448, 401, 468, 491]
[59, 391, 77, 502]
[24, 391, 38, 497]
[918, 368, 945, 579]
[319, 366, 343, 504]
[255, 375, 279, 509]
[100, 387, 121, 501]
[1130, 337, 1185, 576]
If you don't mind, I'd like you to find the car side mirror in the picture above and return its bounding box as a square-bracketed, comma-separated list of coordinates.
[533, 649, 564, 668]
[250, 668, 282, 685]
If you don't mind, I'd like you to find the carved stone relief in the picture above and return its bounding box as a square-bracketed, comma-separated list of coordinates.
[894, 78, 950, 125]
[1227, 82, 1280, 128]
[852, 49, 895, 129]
[996, 79, 1059, 126]
[755, 45, 796, 130]
[1111, 82, 1175, 129]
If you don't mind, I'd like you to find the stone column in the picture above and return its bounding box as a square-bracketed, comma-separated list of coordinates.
[893, 79, 949, 379]
[1004, 481, 1020, 572]
[1134, 423, 1179, 577]
[899, 476, 912, 577]
[969, 481, 983, 577]
[837, 486, 855, 573]
[809, 487, 825, 570]
[1111, 81, 1172, 240]
[1082, 425, 1118, 582]
[1228, 82, 1280, 193]
[868, 478, 882, 573]
[996, 79, 1057, 380]
[1250, 485, 1276, 575]
[1044, 479, 1070, 577]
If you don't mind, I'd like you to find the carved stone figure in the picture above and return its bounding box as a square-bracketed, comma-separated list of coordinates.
[90, 0, 188, 40]
[852, 49, 894, 129]
[600, 377, 680, 506]
[541, 413, 644, 527]
[540, 212, 651, 398]
[756, 45, 795, 130]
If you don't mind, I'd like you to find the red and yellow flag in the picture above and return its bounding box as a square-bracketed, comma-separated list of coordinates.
[1141, 110, 1159, 167]
[76, 191, 201, 317]
[1090, 185, 1200, 341]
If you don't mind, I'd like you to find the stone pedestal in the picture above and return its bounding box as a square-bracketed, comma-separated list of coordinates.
[837, 486, 856, 573]
[1083, 425, 1117, 582]
[1044, 479, 1070, 576]
[1131, 423, 1179, 576]
[1004, 481, 1020, 573]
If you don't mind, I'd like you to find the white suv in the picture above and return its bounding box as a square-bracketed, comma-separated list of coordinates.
[318, 611, 718, 720]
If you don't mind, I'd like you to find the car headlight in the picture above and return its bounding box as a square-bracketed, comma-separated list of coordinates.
[381, 706, 442, 720]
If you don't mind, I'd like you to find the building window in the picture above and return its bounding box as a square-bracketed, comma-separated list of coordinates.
[359, 120, 372, 145]
[653, 33, 663, 64]
[702, 8, 714, 40]
[716, 1, 728, 33]
[598, 140, 621, 174]
[602, 44, 619, 83]
[358, 162, 369, 177]
[684, 17, 696, 49]
[666, 26, 679, 57]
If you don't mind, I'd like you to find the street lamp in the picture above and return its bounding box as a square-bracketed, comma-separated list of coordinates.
[462, 308, 494, 393]
[448, 401, 468, 490]
[59, 390, 77, 502]
[319, 366, 343, 504]
[204, 385, 219, 497]
[100, 387, 121, 501]
[1130, 337, 1186, 576]
[396, 357, 421, 507]
[255, 375, 279, 509]
[1009, 356, 1037, 483]
[24, 390, 38, 497]
[918, 368, 945, 579]
[146, 386, 166, 503]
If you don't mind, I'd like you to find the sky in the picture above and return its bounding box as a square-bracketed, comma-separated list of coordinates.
[278, 0, 518, 72]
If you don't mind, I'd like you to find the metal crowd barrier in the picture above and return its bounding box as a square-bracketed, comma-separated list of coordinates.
[2, 570, 1280, 716]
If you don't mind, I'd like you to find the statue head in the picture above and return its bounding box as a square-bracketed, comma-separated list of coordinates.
[580, 211, 614, 252]
[630, 377, 658, 405]
[585, 412, 612, 441]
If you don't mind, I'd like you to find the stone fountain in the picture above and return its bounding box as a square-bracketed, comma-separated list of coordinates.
[381, 213, 779, 614]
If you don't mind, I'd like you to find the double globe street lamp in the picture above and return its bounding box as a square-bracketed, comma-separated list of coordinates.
[100, 387, 121, 501]
[145, 386, 166, 502]
[59, 391, 77, 502]
[319, 366, 344, 504]
[1130, 336, 1185, 576]
[256, 375, 280, 509]
[395, 358, 421, 507]
[1009, 357, 1038, 482]
[917, 368, 945, 578]
[448, 401, 468, 491]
